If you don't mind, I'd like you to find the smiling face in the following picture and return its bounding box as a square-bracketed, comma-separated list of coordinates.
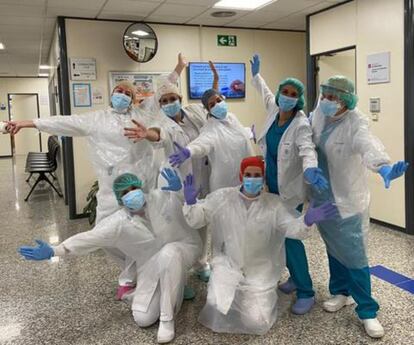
[120, 185, 139, 198]
[243, 165, 263, 178]
[280, 84, 299, 99]
[112, 85, 133, 98]
[159, 92, 181, 106]
[207, 94, 224, 111]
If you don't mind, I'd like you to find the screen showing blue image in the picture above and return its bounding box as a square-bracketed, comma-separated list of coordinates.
[188, 62, 245, 99]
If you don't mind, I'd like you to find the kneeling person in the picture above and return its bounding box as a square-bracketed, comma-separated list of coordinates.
[182, 157, 337, 335]
[19, 169, 201, 344]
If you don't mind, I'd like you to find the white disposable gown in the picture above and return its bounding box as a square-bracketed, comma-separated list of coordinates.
[310, 104, 390, 268]
[52, 190, 201, 323]
[252, 74, 318, 209]
[33, 108, 164, 223]
[183, 187, 311, 335]
[186, 113, 254, 192]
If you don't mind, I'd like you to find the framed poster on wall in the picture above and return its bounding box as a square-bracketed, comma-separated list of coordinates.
[72, 83, 92, 107]
[108, 71, 181, 104]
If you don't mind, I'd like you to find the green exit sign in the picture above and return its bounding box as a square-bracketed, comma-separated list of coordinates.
[217, 35, 237, 47]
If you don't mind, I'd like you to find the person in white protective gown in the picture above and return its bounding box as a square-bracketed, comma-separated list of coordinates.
[19, 169, 201, 344]
[168, 80, 255, 192]
[309, 76, 408, 338]
[7, 53, 188, 223]
[250, 54, 329, 315]
[181, 156, 338, 335]
[154, 61, 218, 282]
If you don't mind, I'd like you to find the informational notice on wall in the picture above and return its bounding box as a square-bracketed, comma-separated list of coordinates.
[70, 58, 97, 81]
[367, 52, 390, 84]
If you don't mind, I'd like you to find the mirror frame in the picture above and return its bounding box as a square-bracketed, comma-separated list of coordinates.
[122, 22, 158, 63]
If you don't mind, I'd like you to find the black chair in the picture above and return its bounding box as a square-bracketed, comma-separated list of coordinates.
[24, 136, 63, 201]
[25, 136, 58, 182]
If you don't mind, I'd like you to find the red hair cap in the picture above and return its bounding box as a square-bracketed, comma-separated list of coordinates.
[239, 156, 265, 181]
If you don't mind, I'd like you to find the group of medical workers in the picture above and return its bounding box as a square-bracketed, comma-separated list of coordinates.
[5, 53, 408, 343]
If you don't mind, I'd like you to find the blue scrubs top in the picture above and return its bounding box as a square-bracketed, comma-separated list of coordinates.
[265, 114, 294, 194]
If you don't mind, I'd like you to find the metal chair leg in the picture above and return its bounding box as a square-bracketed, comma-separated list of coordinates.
[26, 173, 33, 183]
[24, 174, 44, 201]
[43, 173, 63, 197]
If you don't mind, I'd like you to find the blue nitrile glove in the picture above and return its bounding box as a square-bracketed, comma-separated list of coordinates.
[183, 174, 200, 205]
[250, 54, 260, 77]
[19, 239, 54, 261]
[379, 161, 409, 189]
[169, 141, 191, 168]
[304, 201, 339, 226]
[304, 167, 329, 191]
[161, 168, 182, 191]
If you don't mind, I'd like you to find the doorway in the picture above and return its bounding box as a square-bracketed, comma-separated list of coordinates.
[308, 46, 356, 110]
[7, 93, 42, 156]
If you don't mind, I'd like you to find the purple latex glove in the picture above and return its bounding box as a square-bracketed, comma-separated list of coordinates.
[304, 201, 339, 226]
[183, 174, 200, 205]
[169, 141, 191, 168]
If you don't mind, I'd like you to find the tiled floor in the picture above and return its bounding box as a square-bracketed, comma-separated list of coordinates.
[1, 156, 413, 345]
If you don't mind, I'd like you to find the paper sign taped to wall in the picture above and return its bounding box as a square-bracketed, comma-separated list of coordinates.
[367, 52, 390, 84]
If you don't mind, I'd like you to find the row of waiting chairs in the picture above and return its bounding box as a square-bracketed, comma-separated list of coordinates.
[24, 136, 63, 201]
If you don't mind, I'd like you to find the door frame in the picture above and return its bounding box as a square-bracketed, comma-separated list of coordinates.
[305, 44, 357, 112]
[7, 93, 42, 154]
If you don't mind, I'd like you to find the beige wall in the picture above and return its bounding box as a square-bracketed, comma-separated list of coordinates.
[310, 1, 356, 55]
[64, 18, 306, 214]
[0, 78, 50, 157]
[309, 0, 405, 227]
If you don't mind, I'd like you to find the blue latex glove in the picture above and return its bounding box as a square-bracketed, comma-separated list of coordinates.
[304, 201, 339, 226]
[19, 239, 54, 261]
[169, 141, 191, 168]
[304, 167, 329, 191]
[378, 161, 409, 189]
[250, 54, 260, 77]
[183, 174, 200, 205]
[161, 168, 182, 191]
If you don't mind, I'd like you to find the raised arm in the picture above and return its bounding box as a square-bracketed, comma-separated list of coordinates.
[209, 61, 219, 91]
[250, 54, 277, 113]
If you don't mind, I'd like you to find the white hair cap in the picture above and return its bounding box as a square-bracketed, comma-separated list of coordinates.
[157, 82, 181, 101]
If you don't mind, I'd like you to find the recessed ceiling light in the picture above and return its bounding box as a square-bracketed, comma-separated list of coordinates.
[0, 43, 5, 50]
[38, 73, 49, 77]
[211, 11, 237, 18]
[131, 30, 149, 37]
[39, 65, 51, 69]
[213, 0, 275, 11]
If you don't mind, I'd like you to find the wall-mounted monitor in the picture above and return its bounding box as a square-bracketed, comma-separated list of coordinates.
[188, 62, 245, 99]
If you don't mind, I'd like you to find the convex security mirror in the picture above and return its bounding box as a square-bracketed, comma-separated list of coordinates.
[123, 23, 158, 63]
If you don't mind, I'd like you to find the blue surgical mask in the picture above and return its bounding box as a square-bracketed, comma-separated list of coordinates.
[111, 92, 132, 113]
[278, 94, 298, 112]
[121, 189, 145, 211]
[210, 101, 228, 120]
[162, 100, 181, 118]
[320, 98, 340, 117]
[243, 177, 264, 195]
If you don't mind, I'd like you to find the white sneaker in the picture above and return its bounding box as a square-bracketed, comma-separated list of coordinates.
[157, 320, 175, 344]
[362, 318, 384, 338]
[323, 295, 355, 312]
